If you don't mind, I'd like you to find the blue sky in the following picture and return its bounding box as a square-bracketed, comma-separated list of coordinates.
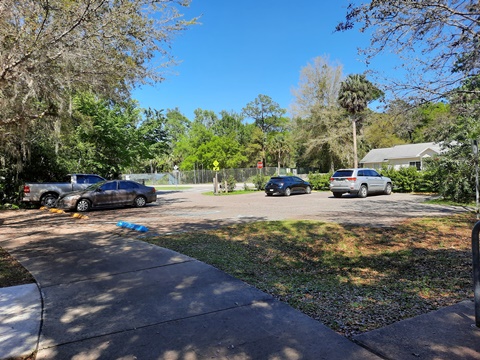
[132, 1, 389, 120]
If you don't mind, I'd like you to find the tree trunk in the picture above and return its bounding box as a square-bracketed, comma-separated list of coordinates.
[352, 117, 358, 168]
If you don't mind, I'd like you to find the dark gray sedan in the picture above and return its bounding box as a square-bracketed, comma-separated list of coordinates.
[55, 180, 157, 212]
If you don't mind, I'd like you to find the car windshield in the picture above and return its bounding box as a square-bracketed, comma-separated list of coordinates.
[85, 181, 107, 191]
[269, 177, 285, 183]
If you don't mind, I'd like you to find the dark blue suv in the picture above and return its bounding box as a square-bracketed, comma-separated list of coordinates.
[265, 176, 312, 196]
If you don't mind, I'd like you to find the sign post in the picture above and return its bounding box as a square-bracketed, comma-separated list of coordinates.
[173, 165, 179, 187]
[213, 160, 220, 194]
[257, 161, 264, 177]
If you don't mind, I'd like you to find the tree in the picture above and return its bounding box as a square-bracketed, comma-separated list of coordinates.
[174, 121, 214, 170]
[291, 55, 347, 171]
[291, 55, 343, 118]
[62, 93, 142, 179]
[242, 95, 288, 167]
[0, 0, 194, 125]
[294, 109, 352, 172]
[423, 76, 480, 202]
[193, 109, 219, 131]
[337, 1, 480, 102]
[153, 108, 190, 171]
[218, 111, 245, 138]
[193, 136, 247, 171]
[383, 99, 423, 143]
[178, 122, 247, 172]
[363, 99, 453, 147]
[0, 0, 195, 184]
[0, 117, 67, 191]
[267, 133, 295, 174]
[362, 112, 405, 150]
[135, 109, 169, 173]
[243, 124, 264, 167]
[338, 74, 383, 168]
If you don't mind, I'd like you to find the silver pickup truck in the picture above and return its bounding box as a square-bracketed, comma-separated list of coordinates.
[22, 174, 105, 207]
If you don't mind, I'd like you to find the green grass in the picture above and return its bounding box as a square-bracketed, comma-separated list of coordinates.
[424, 196, 476, 208]
[144, 212, 476, 338]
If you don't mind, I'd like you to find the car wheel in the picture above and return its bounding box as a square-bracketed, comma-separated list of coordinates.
[134, 196, 147, 207]
[305, 186, 312, 194]
[284, 187, 291, 196]
[41, 193, 58, 207]
[333, 192, 342, 198]
[358, 185, 368, 198]
[76, 199, 91, 212]
[384, 183, 392, 195]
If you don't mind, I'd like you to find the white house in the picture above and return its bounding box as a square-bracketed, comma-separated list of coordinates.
[359, 142, 443, 170]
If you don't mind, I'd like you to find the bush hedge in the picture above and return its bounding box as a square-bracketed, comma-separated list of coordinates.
[252, 174, 270, 190]
[380, 166, 436, 193]
[307, 172, 332, 191]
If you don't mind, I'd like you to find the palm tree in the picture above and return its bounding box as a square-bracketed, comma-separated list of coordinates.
[338, 74, 383, 168]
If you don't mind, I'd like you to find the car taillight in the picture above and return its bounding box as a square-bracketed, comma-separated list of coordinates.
[329, 177, 334, 182]
[23, 185, 30, 193]
[346, 177, 357, 181]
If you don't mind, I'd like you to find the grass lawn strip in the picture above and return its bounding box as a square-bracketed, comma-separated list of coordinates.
[144, 213, 475, 338]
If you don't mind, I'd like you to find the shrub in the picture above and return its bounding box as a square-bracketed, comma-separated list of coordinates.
[384, 167, 418, 192]
[252, 174, 270, 190]
[380, 166, 436, 193]
[424, 156, 474, 203]
[219, 175, 237, 192]
[226, 175, 237, 192]
[415, 170, 437, 193]
[307, 172, 332, 191]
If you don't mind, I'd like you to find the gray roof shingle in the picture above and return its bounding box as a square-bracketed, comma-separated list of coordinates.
[360, 142, 442, 163]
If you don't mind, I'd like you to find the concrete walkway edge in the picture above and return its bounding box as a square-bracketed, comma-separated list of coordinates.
[0, 283, 41, 359]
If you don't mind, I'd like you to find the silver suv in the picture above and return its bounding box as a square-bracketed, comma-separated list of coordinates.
[329, 168, 392, 198]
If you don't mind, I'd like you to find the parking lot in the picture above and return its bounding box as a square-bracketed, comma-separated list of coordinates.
[0, 188, 468, 237]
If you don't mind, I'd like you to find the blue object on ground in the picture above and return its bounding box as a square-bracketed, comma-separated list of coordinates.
[116, 221, 149, 232]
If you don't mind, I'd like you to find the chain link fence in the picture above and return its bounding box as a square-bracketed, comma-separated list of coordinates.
[122, 167, 316, 185]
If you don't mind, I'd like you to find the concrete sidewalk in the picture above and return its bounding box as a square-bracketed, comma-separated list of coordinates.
[354, 300, 480, 360]
[0, 283, 41, 359]
[2, 225, 480, 359]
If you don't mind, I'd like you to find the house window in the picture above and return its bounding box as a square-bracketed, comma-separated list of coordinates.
[409, 161, 421, 170]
